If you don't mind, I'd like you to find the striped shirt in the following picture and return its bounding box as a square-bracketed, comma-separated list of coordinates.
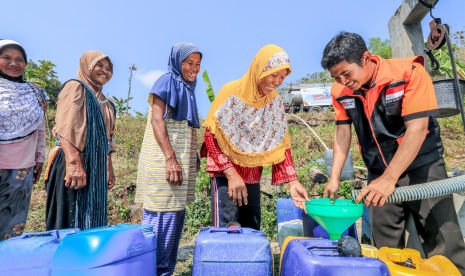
[201, 129, 298, 185]
[135, 106, 197, 212]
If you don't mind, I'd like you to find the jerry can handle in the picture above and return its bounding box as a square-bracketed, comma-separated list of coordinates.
[209, 228, 243, 234]
[20, 230, 60, 240]
[251, 230, 266, 236]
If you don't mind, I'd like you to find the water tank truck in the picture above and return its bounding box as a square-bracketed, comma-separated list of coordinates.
[279, 83, 333, 113]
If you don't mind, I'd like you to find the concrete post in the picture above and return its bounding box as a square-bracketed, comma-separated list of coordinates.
[388, 0, 439, 69]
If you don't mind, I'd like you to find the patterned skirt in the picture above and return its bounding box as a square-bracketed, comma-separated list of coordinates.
[135, 106, 197, 212]
[0, 167, 34, 241]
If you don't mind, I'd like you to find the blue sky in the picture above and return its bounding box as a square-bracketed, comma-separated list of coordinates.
[2, 0, 464, 118]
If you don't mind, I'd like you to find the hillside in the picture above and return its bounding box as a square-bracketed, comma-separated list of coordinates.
[25, 110, 465, 275]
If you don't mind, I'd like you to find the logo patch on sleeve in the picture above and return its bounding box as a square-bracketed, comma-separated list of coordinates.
[340, 98, 355, 109]
[386, 85, 405, 103]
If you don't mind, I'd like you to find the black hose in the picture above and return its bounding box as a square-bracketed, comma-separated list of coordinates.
[424, 48, 440, 71]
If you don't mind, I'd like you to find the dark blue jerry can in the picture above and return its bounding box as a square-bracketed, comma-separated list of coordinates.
[193, 227, 273, 276]
[277, 198, 358, 240]
[52, 224, 156, 275]
[0, 228, 80, 276]
[280, 238, 390, 276]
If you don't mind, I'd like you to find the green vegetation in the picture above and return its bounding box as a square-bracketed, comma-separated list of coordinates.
[111, 96, 133, 116]
[367, 37, 392, 59]
[24, 60, 62, 109]
[316, 180, 354, 200]
[23, 30, 465, 275]
[25, 111, 465, 275]
[202, 70, 215, 103]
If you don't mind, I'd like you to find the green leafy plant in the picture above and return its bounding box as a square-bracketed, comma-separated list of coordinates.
[24, 60, 58, 89]
[260, 187, 291, 238]
[118, 201, 130, 220]
[183, 158, 212, 237]
[202, 70, 215, 103]
[316, 180, 354, 200]
[429, 43, 465, 79]
[135, 111, 146, 119]
[111, 96, 133, 116]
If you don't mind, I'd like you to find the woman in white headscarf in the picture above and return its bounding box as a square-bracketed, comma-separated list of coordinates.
[0, 39, 48, 241]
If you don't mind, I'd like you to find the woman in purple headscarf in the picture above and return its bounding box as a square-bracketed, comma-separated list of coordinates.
[135, 42, 202, 276]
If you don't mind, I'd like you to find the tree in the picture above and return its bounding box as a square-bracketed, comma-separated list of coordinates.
[367, 37, 392, 59]
[452, 27, 465, 64]
[24, 60, 62, 108]
[297, 70, 334, 84]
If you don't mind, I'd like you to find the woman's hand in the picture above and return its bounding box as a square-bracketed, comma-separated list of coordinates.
[223, 167, 248, 206]
[61, 137, 86, 190]
[65, 161, 87, 190]
[33, 162, 44, 185]
[166, 156, 183, 186]
[108, 156, 116, 190]
[288, 180, 310, 210]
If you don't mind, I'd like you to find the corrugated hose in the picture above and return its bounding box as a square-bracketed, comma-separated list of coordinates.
[351, 175, 465, 203]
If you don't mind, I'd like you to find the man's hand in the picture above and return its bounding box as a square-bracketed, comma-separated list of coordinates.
[355, 174, 396, 206]
[166, 156, 183, 186]
[288, 180, 310, 210]
[33, 162, 44, 185]
[224, 167, 248, 206]
[323, 177, 341, 203]
[65, 161, 87, 190]
[355, 117, 429, 206]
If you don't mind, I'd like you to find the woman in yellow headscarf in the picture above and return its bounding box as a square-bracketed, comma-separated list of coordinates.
[201, 45, 309, 230]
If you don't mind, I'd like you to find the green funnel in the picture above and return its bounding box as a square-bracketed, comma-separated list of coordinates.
[305, 199, 363, 240]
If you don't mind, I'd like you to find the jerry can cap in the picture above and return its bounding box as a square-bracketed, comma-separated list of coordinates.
[386, 248, 409, 263]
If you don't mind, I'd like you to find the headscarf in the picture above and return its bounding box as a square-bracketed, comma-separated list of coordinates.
[149, 42, 202, 128]
[77, 51, 112, 94]
[203, 45, 292, 167]
[0, 39, 27, 83]
[0, 39, 47, 144]
[55, 51, 115, 151]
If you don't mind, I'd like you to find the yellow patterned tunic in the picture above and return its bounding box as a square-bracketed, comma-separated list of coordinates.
[135, 106, 197, 212]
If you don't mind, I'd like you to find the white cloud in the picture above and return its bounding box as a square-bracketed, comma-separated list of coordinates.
[135, 70, 165, 88]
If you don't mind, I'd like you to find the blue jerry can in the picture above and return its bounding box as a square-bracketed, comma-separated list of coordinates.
[193, 227, 273, 276]
[280, 238, 391, 276]
[52, 224, 156, 275]
[277, 198, 358, 241]
[277, 198, 303, 225]
[0, 228, 80, 276]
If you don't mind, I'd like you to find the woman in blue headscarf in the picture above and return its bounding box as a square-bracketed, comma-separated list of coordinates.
[135, 42, 201, 276]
